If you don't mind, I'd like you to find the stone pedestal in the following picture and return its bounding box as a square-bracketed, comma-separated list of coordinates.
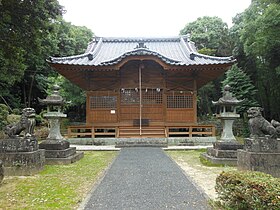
[237, 137, 280, 177]
[39, 140, 83, 165]
[0, 137, 45, 176]
[237, 150, 280, 177]
[219, 114, 240, 142]
[201, 141, 243, 166]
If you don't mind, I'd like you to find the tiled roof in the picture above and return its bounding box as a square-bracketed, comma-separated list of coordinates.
[49, 36, 235, 66]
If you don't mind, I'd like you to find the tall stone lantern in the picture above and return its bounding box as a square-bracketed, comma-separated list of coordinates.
[201, 85, 244, 166]
[39, 85, 83, 164]
[39, 84, 66, 142]
[212, 85, 243, 142]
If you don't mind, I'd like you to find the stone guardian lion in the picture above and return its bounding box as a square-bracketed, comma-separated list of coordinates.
[4, 108, 36, 138]
[247, 107, 277, 138]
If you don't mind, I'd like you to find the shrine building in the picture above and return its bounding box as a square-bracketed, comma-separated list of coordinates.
[48, 36, 235, 138]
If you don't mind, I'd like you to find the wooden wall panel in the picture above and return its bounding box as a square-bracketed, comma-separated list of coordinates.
[166, 109, 195, 123]
[87, 110, 117, 123]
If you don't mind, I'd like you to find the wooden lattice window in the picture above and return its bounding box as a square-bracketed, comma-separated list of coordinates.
[90, 96, 117, 109]
[121, 89, 140, 104]
[121, 89, 163, 105]
[142, 89, 162, 104]
[167, 94, 193, 108]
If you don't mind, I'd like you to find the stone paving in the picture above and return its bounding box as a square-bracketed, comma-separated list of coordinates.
[81, 147, 210, 210]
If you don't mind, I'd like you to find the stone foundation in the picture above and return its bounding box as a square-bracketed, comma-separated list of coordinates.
[0, 137, 38, 152]
[201, 141, 243, 166]
[0, 149, 45, 176]
[39, 139, 83, 165]
[237, 149, 280, 177]
[39, 139, 69, 150]
[244, 137, 278, 152]
[237, 137, 280, 177]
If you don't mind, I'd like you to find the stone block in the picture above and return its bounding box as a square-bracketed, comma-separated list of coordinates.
[244, 137, 278, 152]
[0, 149, 45, 176]
[44, 147, 76, 158]
[39, 139, 70, 150]
[237, 149, 280, 178]
[207, 147, 237, 158]
[200, 153, 237, 166]
[45, 152, 84, 165]
[0, 137, 38, 152]
[213, 141, 243, 150]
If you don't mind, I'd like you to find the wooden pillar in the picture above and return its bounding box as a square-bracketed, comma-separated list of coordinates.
[86, 91, 90, 125]
[193, 79, 198, 124]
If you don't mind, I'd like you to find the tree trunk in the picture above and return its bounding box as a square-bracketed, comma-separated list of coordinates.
[27, 72, 36, 107]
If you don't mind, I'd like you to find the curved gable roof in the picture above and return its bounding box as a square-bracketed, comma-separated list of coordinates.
[48, 36, 235, 67]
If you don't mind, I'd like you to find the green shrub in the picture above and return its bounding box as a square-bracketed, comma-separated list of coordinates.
[216, 171, 280, 210]
[0, 104, 9, 129]
[7, 114, 21, 124]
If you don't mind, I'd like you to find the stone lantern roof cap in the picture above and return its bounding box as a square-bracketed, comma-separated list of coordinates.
[213, 85, 243, 106]
[39, 84, 64, 106]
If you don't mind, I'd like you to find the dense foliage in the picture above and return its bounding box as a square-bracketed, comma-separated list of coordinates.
[232, 0, 280, 120]
[180, 0, 280, 122]
[0, 1, 93, 119]
[222, 64, 259, 115]
[180, 16, 232, 57]
[216, 170, 280, 209]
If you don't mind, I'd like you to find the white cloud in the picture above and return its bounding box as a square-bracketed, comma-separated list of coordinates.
[59, 0, 251, 37]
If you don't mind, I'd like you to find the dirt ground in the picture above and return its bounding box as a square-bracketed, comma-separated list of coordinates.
[172, 156, 236, 200]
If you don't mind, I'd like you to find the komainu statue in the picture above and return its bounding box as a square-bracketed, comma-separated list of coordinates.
[247, 107, 277, 138]
[4, 108, 36, 138]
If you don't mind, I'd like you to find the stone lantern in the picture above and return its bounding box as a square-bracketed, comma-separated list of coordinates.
[39, 84, 66, 141]
[212, 85, 243, 142]
[39, 85, 83, 164]
[201, 85, 244, 166]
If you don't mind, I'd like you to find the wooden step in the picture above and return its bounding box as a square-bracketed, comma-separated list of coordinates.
[115, 138, 168, 148]
[118, 127, 166, 138]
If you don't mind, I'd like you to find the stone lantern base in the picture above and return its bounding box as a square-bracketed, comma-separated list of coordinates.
[39, 139, 84, 165]
[201, 141, 243, 166]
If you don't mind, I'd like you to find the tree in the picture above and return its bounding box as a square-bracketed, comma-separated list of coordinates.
[222, 64, 259, 115]
[0, 1, 93, 114]
[180, 16, 232, 56]
[232, 0, 280, 120]
[0, 0, 64, 108]
[45, 20, 93, 121]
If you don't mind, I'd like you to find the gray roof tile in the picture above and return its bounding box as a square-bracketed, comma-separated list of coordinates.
[49, 36, 234, 66]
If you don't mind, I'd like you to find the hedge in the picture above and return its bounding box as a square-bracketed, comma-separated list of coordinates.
[215, 171, 280, 209]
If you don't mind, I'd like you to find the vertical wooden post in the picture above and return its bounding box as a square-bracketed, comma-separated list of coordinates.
[139, 63, 144, 136]
[193, 79, 198, 124]
[86, 92, 89, 125]
[67, 127, 71, 138]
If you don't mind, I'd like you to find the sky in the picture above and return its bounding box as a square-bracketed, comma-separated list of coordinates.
[58, 0, 252, 37]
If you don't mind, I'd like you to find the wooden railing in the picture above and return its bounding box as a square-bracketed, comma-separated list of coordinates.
[167, 125, 215, 137]
[67, 126, 116, 138]
[67, 124, 215, 138]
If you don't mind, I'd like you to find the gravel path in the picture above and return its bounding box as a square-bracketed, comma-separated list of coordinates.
[83, 147, 210, 210]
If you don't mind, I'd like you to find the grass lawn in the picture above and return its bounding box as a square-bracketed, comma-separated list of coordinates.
[0, 151, 117, 210]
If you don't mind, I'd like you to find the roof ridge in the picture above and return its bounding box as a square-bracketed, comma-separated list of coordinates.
[100, 48, 182, 66]
[98, 36, 182, 42]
